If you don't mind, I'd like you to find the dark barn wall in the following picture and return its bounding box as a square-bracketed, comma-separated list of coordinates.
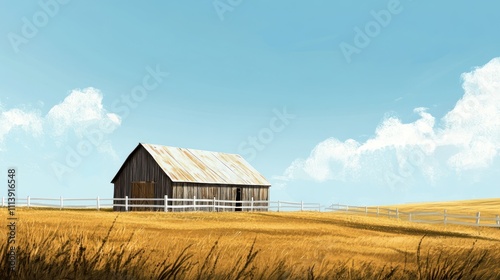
[172, 183, 269, 212]
[113, 146, 172, 211]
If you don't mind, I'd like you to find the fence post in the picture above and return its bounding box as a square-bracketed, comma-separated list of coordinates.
[377, 206, 379, 217]
[396, 208, 399, 219]
[301, 201, 304, 212]
[365, 206, 368, 215]
[476, 212, 480, 225]
[27, 196, 31, 208]
[193, 196, 196, 211]
[318, 203, 321, 212]
[60, 196, 63, 210]
[213, 197, 216, 212]
[496, 215, 499, 226]
[278, 201, 281, 212]
[251, 197, 254, 212]
[443, 209, 447, 225]
[409, 213, 412, 222]
[96, 196, 100, 211]
[125, 196, 129, 212]
[164, 195, 168, 212]
[2, 197, 4, 207]
[346, 205, 349, 213]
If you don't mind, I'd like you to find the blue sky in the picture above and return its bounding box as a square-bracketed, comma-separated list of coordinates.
[1, 1, 499, 206]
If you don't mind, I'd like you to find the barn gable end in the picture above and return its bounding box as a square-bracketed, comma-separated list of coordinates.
[111, 144, 172, 211]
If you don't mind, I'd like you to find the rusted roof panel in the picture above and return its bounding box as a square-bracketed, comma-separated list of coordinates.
[141, 143, 270, 186]
[188, 149, 247, 184]
[215, 153, 270, 185]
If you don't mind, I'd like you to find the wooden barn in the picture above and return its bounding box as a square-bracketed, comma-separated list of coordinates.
[111, 143, 271, 211]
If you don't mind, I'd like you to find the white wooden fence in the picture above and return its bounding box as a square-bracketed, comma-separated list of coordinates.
[3, 197, 498, 227]
[326, 203, 500, 228]
[0, 196, 322, 212]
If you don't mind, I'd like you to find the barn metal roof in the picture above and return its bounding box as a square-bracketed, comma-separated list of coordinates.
[113, 143, 270, 186]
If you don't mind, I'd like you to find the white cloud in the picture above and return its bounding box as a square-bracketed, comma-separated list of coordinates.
[0, 87, 121, 155]
[0, 108, 43, 147]
[440, 58, 500, 170]
[47, 87, 121, 139]
[277, 57, 500, 187]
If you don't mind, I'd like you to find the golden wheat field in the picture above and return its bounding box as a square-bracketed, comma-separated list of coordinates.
[1, 198, 500, 279]
[389, 198, 500, 216]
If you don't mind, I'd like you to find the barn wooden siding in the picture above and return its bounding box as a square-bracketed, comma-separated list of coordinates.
[172, 183, 269, 212]
[112, 143, 271, 212]
[113, 146, 172, 211]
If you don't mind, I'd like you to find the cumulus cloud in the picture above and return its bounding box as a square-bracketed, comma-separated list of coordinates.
[46, 87, 121, 142]
[277, 57, 500, 187]
[0, 108, 43, 146]
[440, 58, 500, 170]
[0, 87, 121, 155]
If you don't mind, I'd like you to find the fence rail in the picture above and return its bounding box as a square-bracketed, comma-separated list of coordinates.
[1, 196, 321, 212]
[4, 197, 497, 228]
[326, 203, 500, 228]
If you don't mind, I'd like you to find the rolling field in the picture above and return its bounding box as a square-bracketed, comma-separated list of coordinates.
[1, 198, 500, 279]
[388, 198, 500, 216]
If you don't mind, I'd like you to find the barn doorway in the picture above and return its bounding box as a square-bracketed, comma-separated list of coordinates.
[131, 181, 155, 211]
[235, 188, 242, 212]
